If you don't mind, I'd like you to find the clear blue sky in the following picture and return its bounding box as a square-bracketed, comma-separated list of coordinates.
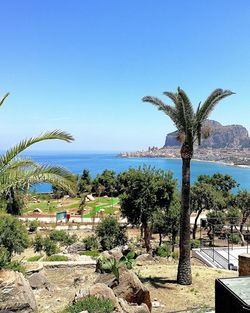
[0, 0, 250, 151]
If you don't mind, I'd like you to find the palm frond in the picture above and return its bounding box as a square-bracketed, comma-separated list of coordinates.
[0, 130, 74, 168]
[0, 92, 10, 107]
[142, 96, 183, 130]
[196, 89, 234, 123]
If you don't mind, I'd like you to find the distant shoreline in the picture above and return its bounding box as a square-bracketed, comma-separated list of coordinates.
[118, 155, 250, 169]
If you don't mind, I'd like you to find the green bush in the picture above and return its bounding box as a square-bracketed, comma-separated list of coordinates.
[44, 255, 68, 262]
[49, 230, 77, 246]
[83, 235, 98, 251]
[27, 255, 42, 262]
[33, 234, 44, 253]
[62, 296, 114, 313]
[80, 250, 100, 258]
[29, 220, 40, 232]
[229, 233, 241, 244]
[0, 214, 29, 259]
[4, 260, 25, 273]
[190, 239, 200, 249]
[154, 245, 171, 258]
[43, 237, 59, 256]
[96, 216, 127, 251]
[0, 245, 10, 268]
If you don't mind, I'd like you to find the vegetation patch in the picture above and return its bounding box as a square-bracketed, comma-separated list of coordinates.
[80, 250, 100, 257]
[27, 255, 43, 262]
[62, 296, 114, 313]
[44, 255, 68, 262]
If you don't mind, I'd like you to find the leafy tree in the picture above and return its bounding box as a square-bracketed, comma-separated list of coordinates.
[78, 169, 92, 194]
[206, 211, 226, 243]
[152, 193, 180, 250]
[0, 92, 76, 215]
[119, 166, 177, 253]
[0, 214, 29, 260]
[52, 186, 69, 199]
[95, 216, 127, 251]
[191, 180, 225, 239]
[197, 173, 238, 196]
[92, 170, 117, 197]
[143, 87, 234, 284]
[0, 245, 10, 268]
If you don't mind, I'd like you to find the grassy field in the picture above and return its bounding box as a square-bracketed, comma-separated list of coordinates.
[23, 196, 120, 217]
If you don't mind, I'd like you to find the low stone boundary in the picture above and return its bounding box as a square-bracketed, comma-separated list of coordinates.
[239, 253, 250, 276]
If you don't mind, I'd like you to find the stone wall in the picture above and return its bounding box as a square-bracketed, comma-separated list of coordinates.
[239, 253, 250, 276]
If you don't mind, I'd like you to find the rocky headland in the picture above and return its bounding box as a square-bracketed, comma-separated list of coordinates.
[119, 120, 250, 166]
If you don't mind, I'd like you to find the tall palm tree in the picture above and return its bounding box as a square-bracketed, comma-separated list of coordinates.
[0, 92, 76, 214]
[142, 87, 234, 285]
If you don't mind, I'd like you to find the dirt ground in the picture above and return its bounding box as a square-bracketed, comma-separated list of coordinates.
[29, 259, 237, 313]
[134, 262, 237, 312]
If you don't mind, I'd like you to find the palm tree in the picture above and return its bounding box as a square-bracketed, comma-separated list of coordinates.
[0, 93, 76, 214]
[142, 87, 234, 285]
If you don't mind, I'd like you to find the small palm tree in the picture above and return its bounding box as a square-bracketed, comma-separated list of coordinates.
[0, 92, 76, 214]
[142, 87, 234, 285]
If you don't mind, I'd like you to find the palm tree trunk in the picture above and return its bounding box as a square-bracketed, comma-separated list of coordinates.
[177, 155, 192, 285]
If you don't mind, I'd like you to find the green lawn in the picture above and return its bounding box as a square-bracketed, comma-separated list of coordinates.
[23, 196, 119, 217]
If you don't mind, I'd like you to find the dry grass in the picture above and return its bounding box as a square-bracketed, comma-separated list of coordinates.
[134, 263, 237, 312]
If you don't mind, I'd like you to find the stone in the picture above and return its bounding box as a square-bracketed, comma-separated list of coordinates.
[135, 254, 156, 266]
[118, 298, 150, 313]
[72, 288, 89, 304]
[113, 267, 151, 311]
[89, 283, 120, 309]
[66, 242, 86, 254]
[28, 272, 50, 290]
[0, 269, 37, 313]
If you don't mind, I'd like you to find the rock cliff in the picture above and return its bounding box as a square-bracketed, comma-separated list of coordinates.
[163, 120, 250, 149]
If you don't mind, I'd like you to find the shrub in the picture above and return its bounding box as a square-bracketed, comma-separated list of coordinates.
[80, 250, 100, 258]
[229, 233, 241, 244]
[0, 214, 29, 259]
[33, 234, 44, 253]
[4, 260, 25, 273]
[154, 244, 171, 258]
[96, 216, 127, 251]
[0, 245, 10, 268]
[190, 239, 200, 249]
[27, 255, 42, 262]
[62, 296, 114, 313]
[49, 230, 77, 246]
[44, 255, 68, 262]
[43, 237, 59, 256]
[83, 236, 98, 251]
[29, 220, 40, 232]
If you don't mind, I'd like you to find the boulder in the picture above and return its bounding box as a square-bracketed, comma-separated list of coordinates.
[66, 242, 86, 254]
[28, 272, 51, 290]
[119, 298, 150, 313]
[0, 269, 37, 313]
[89, 283, 120, 309]
[135, 254, 156, 266]
[113, 268, 151, 312]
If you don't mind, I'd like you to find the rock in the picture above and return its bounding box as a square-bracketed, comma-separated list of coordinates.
[89, 283, 120, 309]
[119, 298, 150, 313]
[86, 194, 95, 201]
[28, 272, 50, 290]
[0, 269, 37, 313]
[33, 208, 42, 213]
[72, 288, 89, 304]
[25, 262, 43, 275]
[135, 254, 156, 266]
[113, 268, 152, 312]
[66, 242, 86, 254]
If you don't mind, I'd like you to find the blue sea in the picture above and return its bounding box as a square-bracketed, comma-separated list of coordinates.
[24, 152, 250, 192]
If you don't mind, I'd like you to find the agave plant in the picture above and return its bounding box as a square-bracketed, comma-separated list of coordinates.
[0, 92, 77, 214]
